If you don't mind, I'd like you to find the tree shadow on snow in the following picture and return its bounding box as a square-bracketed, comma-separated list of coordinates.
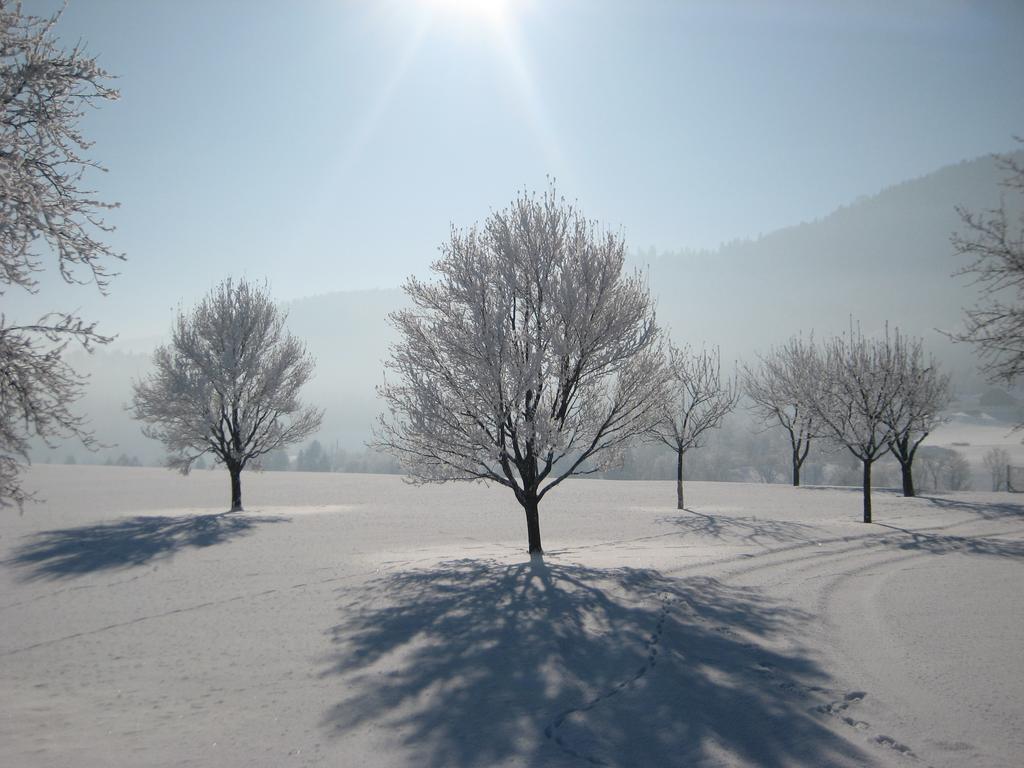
[660, 509, 820, 546]
[875, 522, 1024, 559]
[6, 511, 288, 580]
[319, 558, 870, 767]
[921, 495, 1024, 521]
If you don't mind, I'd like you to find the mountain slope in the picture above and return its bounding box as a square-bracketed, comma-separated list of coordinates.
[639, 151, 1021, 371]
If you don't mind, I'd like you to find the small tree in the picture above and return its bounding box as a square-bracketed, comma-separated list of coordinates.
[803, 327, 897, 523]
[883, 329, 951, 497]
[0, 4, 120, 508]
[742, 336, 820, 486]
[950, 142, 1024, 385]
[375, 187, 665, 555]
[648, 344, 738, 510]
[983, 446, 1010, 491]
[132, 279, 323, 511]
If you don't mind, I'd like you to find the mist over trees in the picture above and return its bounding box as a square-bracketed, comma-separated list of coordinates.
[292, 442, 400, 474]
[375, 187, 665, 554]
[18, 154, 1019, 476]
[918, 446, 972, 492]
[983, 446, 1010, 491]
[132, 279, 323, 512]
[296, 440, 330, 472]
[0, 3, 120, 508]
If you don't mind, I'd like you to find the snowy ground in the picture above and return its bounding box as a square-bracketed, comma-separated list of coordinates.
[1, 466, 1022, 767]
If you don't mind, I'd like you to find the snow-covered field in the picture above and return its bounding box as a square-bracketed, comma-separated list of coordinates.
[1, 466, 1022, 767]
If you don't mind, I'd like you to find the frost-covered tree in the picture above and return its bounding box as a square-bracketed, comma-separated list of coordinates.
[0, 3, 120, 508]
[132, 279, 323, 512]
[983, 446, 1010, 491]
[649, 344, 738, 510]
[742, 336, 820, 486]
[802, 327, 898, 523]
[374, 187, 665, 555]
[951, 143, 1024, 385]
[883, 330, 951, 497]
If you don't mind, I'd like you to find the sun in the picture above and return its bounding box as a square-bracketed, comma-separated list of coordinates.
[416, 0, 515, 29]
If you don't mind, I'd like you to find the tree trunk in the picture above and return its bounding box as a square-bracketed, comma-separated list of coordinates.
[228, 464, 243, 512]
[676, 449, 685, 510]
[792, 448, 801, 487]
[862, 459, 872, 524]
[524, 496, 542, 555]
[891, 436, 917, 498]
[900, 461, 915, 497]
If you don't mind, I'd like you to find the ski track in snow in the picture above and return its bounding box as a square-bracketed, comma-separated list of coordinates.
[0, 569, 380, 657]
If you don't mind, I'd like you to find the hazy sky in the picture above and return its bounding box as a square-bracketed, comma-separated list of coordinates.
[12, 0, 1024, 340]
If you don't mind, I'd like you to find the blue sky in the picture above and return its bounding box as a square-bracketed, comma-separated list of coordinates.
[13, 0, 1024, 339]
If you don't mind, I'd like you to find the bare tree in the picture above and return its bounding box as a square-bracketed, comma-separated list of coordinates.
[649, 344, 738, 510]
[950, 142, 1024, 384]
[0, 3, 120, 508]
[883, 329, 951, 497]
[132, 279, 323, 512]
[983, 446, 1010, 491]
[803, 327, 898, 523]
[742, 336, 820, 486]
[374, 187, 665, 555]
